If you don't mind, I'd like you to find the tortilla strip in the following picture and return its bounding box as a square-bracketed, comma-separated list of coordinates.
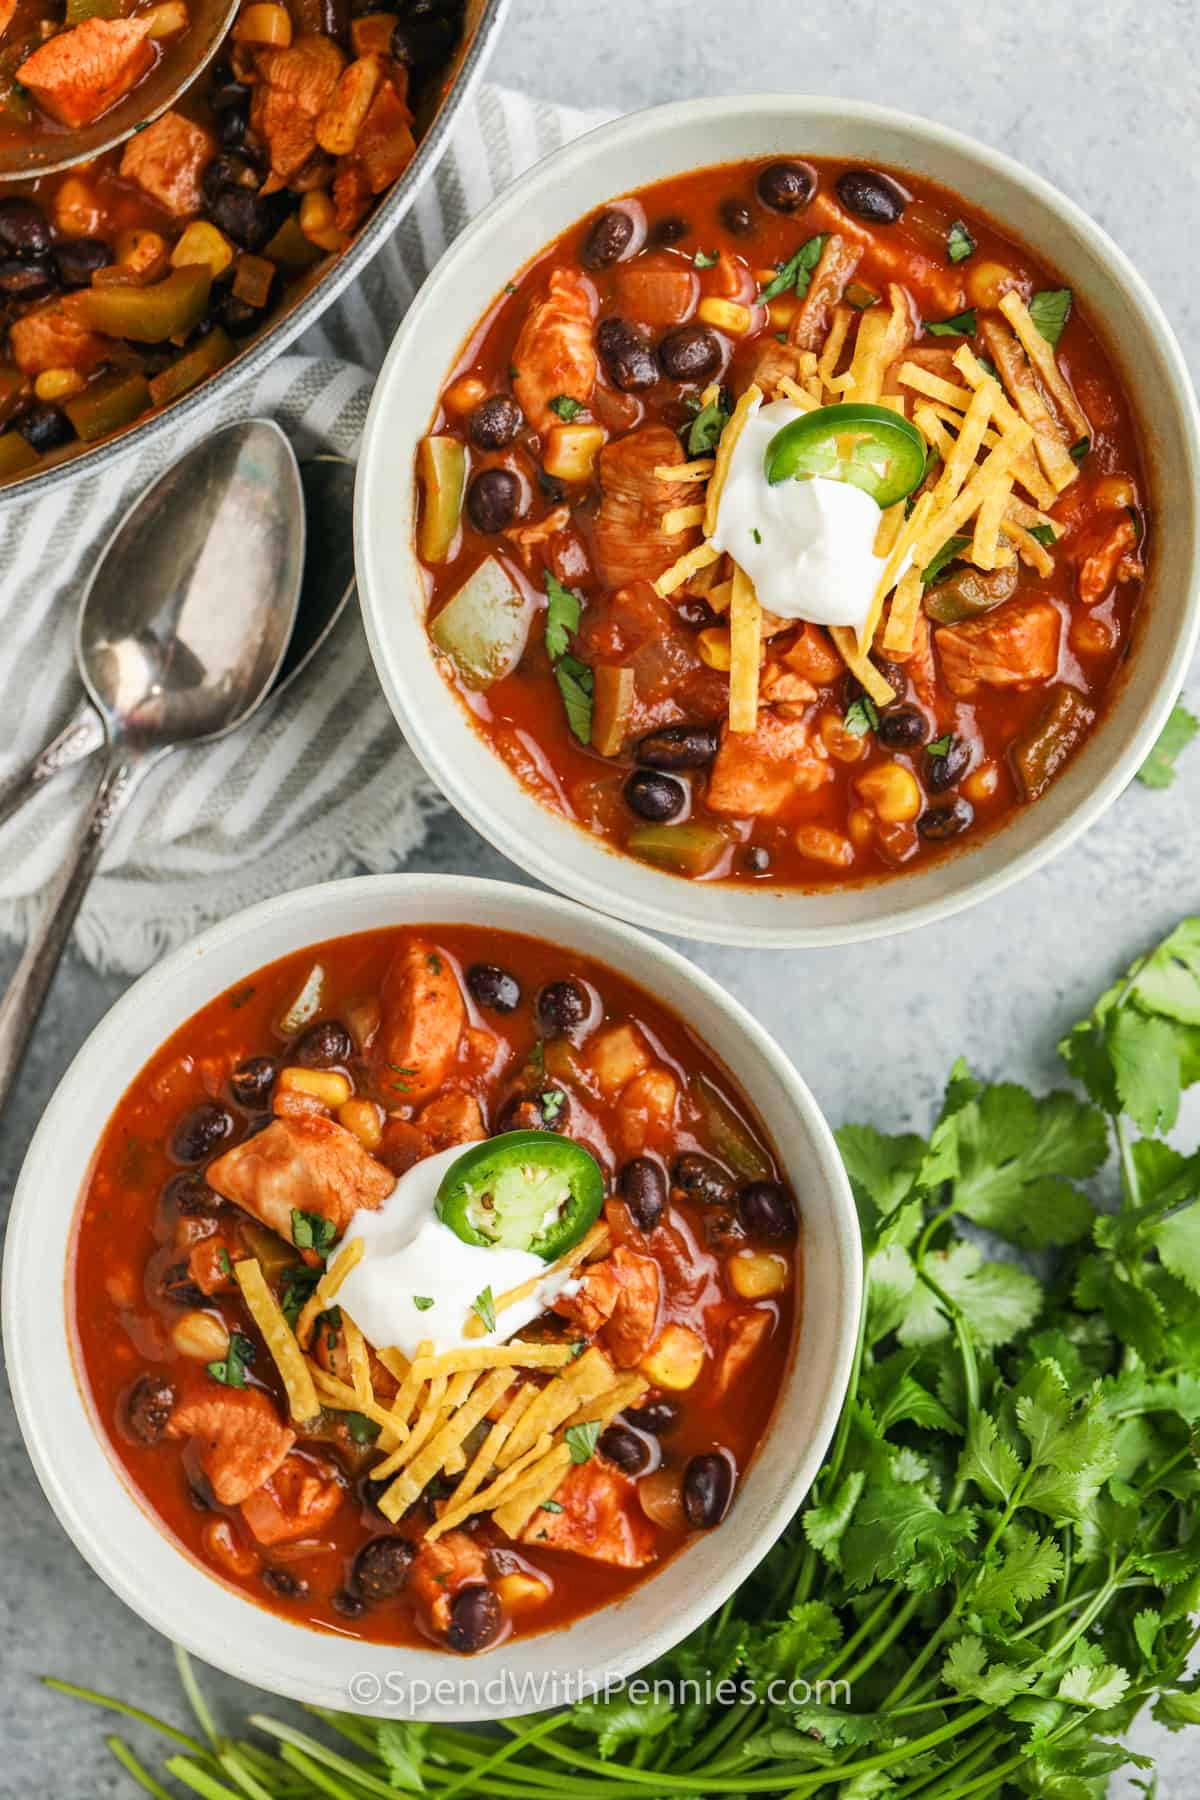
[501, 1346, 616, 1468]
[930, 381, 993, 510]
[896, 361, 974, 412]
[868, 489, 936, 630]
[375, 1346, 411, 1387]
[909, 431, 1031, 571]
[374, 1366, 514, 1517]
[653, 540, 721, 598]
[838, 285, 912, 405]
[778, 374, 820, 413]
[728, 562, 762, 733]
[462, 1221, 611, 1340]
[654, 458, 715, 481]
[976, 321, 1077, 492]
[410, 1343, 574, 1379]
[492, 1445, 575, 1541]
[307, 1366, 406, 1448]
[294, 1238, 364, 1349]
[233, 1259, 320, 1426]
[881, 564, 925, 655]
[787, 233, 861, 353]
[703, 383, 762, 537]
[341, 1312, 372, 1410]
[830, 626, 895, 705]
[999, 291, 1090, 439]
[453, 1382, 538, 1510]
[389, 1336, 434, 1428]
[424, 1433, 557, 1541]
[1000, 516, 1055, 577]
[970, 475, 1012, 572]
[662, 503, 707, 535]
[817, 303, 853, 394]
[874, 501, 908, 559]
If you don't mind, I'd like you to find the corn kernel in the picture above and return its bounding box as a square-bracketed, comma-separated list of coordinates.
[819, 711, 868, 763]
[443, 374, 488, 414]
[589, 1022, 649, 1095]
[299, 189, 342, 252]
[171, 1309, 230, 1361]
[848, 806, 874, 849]
[697, 297, 753, 335]
[640, 1323, 706, 1391]
[543, 422, 605, 483]
[171, 220, 234, 278]
[794, 825, 854, 869]
[234, 1, 292, 44]
[337, 1096, 383, 1150]
[767, 296, 798, 330]
[1071, 614, 1116, 657]
[1094, 475, 1136, 510]
[965, 260, 1019, 310]
[856, 760, 922, 824]
[729, 1250, 790, 1300]
[54, 176, 100, 238]
[141, 0, 188, 36]
[698, 626, 732, 671]
[621, 1067, 679, 1131]
[962, 762, 999, 804]
[496, 1572, 550, 1609]
[279, 1066, 352, 1108]
[35, 367, 85, 402]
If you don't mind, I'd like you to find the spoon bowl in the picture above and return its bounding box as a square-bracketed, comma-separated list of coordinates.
[0, 417, 303, 1112]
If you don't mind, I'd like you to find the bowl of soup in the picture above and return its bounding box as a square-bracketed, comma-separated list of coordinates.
[2, 873, 859, 1712]
[356, 94, 1200, 947]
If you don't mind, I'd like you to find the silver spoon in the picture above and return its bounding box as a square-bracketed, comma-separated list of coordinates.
[0, 418, 304, 1113]
[0, 452, 354, 831]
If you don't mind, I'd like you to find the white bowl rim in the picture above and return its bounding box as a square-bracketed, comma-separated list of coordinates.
[355, 91, 1200, 950]
[3, 872, 861, 1718]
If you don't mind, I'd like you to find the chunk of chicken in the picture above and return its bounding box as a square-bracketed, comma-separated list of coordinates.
[577, 580, 727, 730]
[706, 710, 832, 817]
[787, 232, 862, 353]
[252, 36, 346, 183]
[410, 1531, 488, 1635]
[19, 16, 153, 128]
[167, 1387, 294, 1506]
[716, 1309, 772, 1395]
[375, 940, 465, 1104]
[9, 294, 108, 375]
[936, 597, 1061, 699]
[521, 1461, 656, 1567]
[206, 1115, 395, 1258]
[239, 1451, 346, 1545]
[120, 111, 216, 218]
[554, 1246, 662, 1368]
[594, 425, 703, 590]
[808, 192, 966, 318]
[354, 77, 416, 193]
[511, 266, 597, 437]
[1076, 516, 1143, 604]
[414, 1088, 484, 1152]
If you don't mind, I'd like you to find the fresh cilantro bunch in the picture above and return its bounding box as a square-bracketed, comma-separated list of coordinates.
[49, 920, 1200, 1797]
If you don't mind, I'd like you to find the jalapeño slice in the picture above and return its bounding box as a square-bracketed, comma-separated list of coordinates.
[435, 1130, 604, 1262]
[764, 402, 927, 508]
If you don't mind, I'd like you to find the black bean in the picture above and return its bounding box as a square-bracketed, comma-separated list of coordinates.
[918, 797, 975, 841]
[658, 324, 722, 384]
[212, 290, 261, 338]
[466, 963, 521, 1013]
[676, 597, 719, 630]
[647, 215, 688, 247]
[844, 657, 907, 711]
[624, 768, 686, 822]
[704, 1208, 743, 1252]
[446, 1583, 503, 1653]
[621, 1156, 666, 1231]
[390, 11, 456, 67]
[636, 724, 719, 770]
[171, 1101, 235, 1164]
[535, 464, 565, 504]
[332, 1587, 368, 1618]
[836, 168, 907, 225]
[599, 1423, 652, 1475]
[207, 183, 286, 253]
[17, 402, 72, 452]
[0, 197, 51, 258]
[208, 70, 249, 111]
[756, 161, 816, 214]
[467, 467, 521, 533]
[582, 207, 636, 269]
[625, 1397, 681, 1436]
[161, 1170, 219, 1219]
[293, 1019, 352, 1069]
[495, 1089, 567, 1134]
[54, 236, 113, 288]
[597, 316, 658, 392]
[718, 197, 754, 235]
[202, 152, 260, 202]
[354, 1536, 415, 1602]
[924, 737, 972, 793]
[216, 97, 249, 150]
[158, 1261, 207, 1308]
[231, 1054, 278, 1109]
[683, 1450, 736, 1527]
[124, 1373, 175, 1445]
[876, 704, 929, 750]
[469, 394, 522, 451]
[738, 1180, 797, 1241]
[263, 1567, 308, 1599]
[673, 1153, 734, 1207]
[742, 846, 771, 873]
[0, 255, 56, 300]
[536, 979, 588, 1038]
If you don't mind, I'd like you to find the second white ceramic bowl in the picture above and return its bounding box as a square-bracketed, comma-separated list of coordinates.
[356, 94, 1200, 948]
[3, 874, 859, 1717]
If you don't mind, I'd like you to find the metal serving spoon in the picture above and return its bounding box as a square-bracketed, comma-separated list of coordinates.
[0, 452, 355, 832]
[0, 417, 304, 1113]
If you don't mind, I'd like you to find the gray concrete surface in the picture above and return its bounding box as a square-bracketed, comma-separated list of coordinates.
[3, 0, 1200, 1791]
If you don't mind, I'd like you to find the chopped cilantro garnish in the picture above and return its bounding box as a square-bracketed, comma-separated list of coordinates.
[539, 1499, 564, 1514]
[471, 1286, 496, 1333]
[543, 570, 582, 661]
[921, 534, 972, 585]
[548, 394, 585, 422]
[1028, 523, 1058, 549]
[206, 1331, 254, 1389]
[290, 1208, 337, 1257]
[343, 1412, 382, 1445]
[750, 526, 762, 545]
[279, 1266, 319, 1327]
[693, 248, 719, 269]
[685, 395, 730, 456]
[1028, 286, 1072, 349]
[1070, 435, 1091, 462]
[1137, 700, 1198, 790]
[758, 234, 827, 303]
[927, 733, 954, 758]
[564, 1419, 602, 1464]
[539, 1089, 565, 1123]
[843, 695, 879, 739]
[216, 1247, 232, 1278]
[924, 308, 977, 338]
[554, 655, 594, 746]
[412, 1294, 436, 1312]
[946, 219, 976, 263]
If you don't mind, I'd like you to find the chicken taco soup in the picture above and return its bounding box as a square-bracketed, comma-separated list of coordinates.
[72, 924, 799, 1653]
[415, 156, 1147, 890]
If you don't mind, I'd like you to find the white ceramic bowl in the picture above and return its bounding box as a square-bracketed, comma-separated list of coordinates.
[3, 874, 859, 1718]
[356, 94, 1200, 949]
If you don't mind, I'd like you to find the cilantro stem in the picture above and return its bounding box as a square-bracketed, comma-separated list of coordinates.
[164, 1755, 246, 1799]
[249, 1718, 403, 1799]
[41, 1676, 208, 1753]
[277, 1743, 382, 1798]
[105, 1737, 180, 1800]
[438, 1714, 571, 1800]
[174, 1644, 221, 1749]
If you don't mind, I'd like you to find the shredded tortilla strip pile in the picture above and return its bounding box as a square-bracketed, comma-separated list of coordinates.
[646, 280, 1086, 723]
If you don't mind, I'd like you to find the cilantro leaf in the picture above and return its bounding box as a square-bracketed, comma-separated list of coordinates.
[924, 309, 977, 338]
[1029, 522, 1058, 549]
[548, 394, 585, 422]
[1028, 287, 1073, 349]
[543, 570, 581, 661]
[927, 733, 954, 758]
[839, 1468, 976, 1593]
[956, 1410, 1023, 1504]
[947, 220, 976, 263]
[759, 234, 827, 303]
[1057, 1662, 1131, 1711]
[947, 1084, 1105, 1248]
[685, 395, 730, 456]
[843, 694, 879, 739]
[375, 1722, 430, 1791]
[943, 1636, 1035, 1704]
[471, 1286, 496, 1333]
[343, 1412, 382, 1445]
[565, 1419, 602, 1464]
[207, 1331, 254, 1389]
[412, 1294, 435, 1312]
[921, 535, 971, 585]
[970, 1529, 1065, 1620]
[802, 1471, 866, 1569]
[554, 654, 594, 745]
[291, 1208, 336, 1257]
[1138, 701, 1198, 789]
[693, 248, 719, 269]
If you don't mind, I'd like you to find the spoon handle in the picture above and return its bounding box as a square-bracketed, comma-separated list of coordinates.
[0, 745, 153, 1114]
[0, 697, 106, 832]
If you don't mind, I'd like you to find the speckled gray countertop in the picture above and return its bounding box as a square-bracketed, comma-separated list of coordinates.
[3, 2, 1199, 1793]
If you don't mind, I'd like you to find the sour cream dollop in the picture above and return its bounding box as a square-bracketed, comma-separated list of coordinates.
[709, 395, 897, 634]
[337, 1142, 580, 1360]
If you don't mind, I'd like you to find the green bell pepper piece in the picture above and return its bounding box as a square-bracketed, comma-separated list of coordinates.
[77, 265, 213, 345]
[435, 1130, 603, 1261]
[764, 401, 928, 508]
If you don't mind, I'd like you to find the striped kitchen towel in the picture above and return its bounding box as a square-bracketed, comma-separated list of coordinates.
[0, 84, 607, 975]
